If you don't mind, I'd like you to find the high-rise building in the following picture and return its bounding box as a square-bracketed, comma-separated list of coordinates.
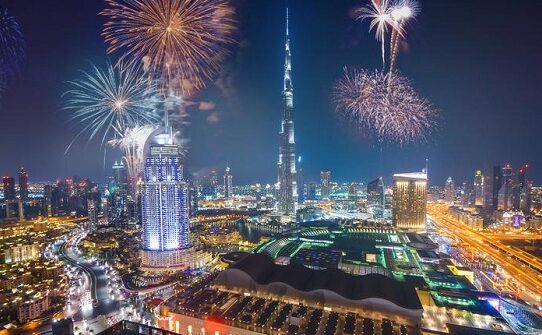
[140, 126, 191, 270]
[112, 160, 126, 185]
[297, 156, 305, 204]
[223, 165, 232, 199]
[501, 163, 513, 211]
[514, 164, 530, 213]
[474, 170, 484, 206]
[3, 176, 16, 200]
[320, 171, 331, 200]
[484, 165, 502, 213]
[307, 183, 317, 201]
[444, 177, 455, 204]
[277, 9, 297, 216]
[367, 177, 385, 219]
[88, 199, 97, 226]
[18, 167, 28, 201]
[392, 172, 427, 231]
[44, 184, 53, 217]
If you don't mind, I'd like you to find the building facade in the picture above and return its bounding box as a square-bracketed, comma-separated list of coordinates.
[320, 170, 331, 200]
[367, 177, 385, 219]
[392, 173, 427, 231]
[140, 127, 191, 271]
[224, 166, 232, 199]
[18, 167, 28, 201]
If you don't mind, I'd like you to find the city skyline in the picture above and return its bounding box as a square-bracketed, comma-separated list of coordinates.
[2, 0, 542, 185]
[2, 1, 542, 334]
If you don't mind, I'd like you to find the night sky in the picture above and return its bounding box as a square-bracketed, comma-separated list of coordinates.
[1, 0, 542, 186]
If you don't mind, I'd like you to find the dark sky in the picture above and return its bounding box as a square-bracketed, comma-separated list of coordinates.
[1, 0, 542, 186]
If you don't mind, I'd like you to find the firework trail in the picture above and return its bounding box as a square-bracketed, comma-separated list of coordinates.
[0, 8, 25, 95]
[63, 62, 161, 152]
[333, 68, 436, 145]
[356, 0, 418, 72]
[389, 0, 418, 73]
[101, 0, 236, 95]
[356, 0, 395, 69]
[108, 125, 156, 183]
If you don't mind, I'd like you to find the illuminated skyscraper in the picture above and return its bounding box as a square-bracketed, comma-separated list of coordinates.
[367, 177, 385, 219]
[474, 170, 484, 206]
[320, 171, 331, 200]
[140, 126, 191, 270]
[392, 172, 427, 231]
[501, 163, 513, 210]
[514, 164, 530, 213]
[277, 8, 297, 215]
[18, 167, 28, 201]
[224, 165, 232, 199]
[444, 177, 455, 204]
[484, 165, 502, 213]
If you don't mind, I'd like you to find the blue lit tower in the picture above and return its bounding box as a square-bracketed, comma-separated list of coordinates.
[277, 8, 297, 215]
[140, 125, 191, 271]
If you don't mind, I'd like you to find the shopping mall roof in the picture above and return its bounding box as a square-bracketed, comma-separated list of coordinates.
[215, 253, 423, 315]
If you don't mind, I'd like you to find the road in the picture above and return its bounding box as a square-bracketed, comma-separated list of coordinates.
[428, 204, 542, 304]
[58, 242, 120, 320]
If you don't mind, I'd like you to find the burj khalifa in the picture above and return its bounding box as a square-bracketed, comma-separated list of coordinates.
[277, 8, 297, 216]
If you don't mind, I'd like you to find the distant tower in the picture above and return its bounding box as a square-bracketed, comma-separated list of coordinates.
[210, 170, 218, 199]
[515, 164, 530, 213]
[18, 167, 28, 201]
[474, 170, 484, 206]
[112, 160, 126, 185]
[444, 177, 455, 204]
[320, 171, 331, 200]
[44, 184, 53, 217]
[224, 165, 232, 199]
[277, 8, 297, 215]
[501, 163, 513, 210]
[392, 172, 427, 231]
[140, 125, 191, 271]
[483, 165, 503, 217]
[367, 177, 385, 219]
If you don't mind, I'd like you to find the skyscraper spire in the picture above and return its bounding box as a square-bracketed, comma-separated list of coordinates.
[277, 7, 297, 216]
[286, 7, 289, 36]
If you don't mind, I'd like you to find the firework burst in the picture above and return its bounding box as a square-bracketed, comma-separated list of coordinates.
[101, 0, 236, 94]
[333, 68, 436, 145]
[0, 8, 25, 94]
[63, 62, 161, 151]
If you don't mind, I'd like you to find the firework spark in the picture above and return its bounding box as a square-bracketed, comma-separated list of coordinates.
[333, 68, 436, 145]
[101, 0, 236, 94]
[0, 8, 25, 94]
[108, 125, 156, 182]
[63, 62, 161, 151]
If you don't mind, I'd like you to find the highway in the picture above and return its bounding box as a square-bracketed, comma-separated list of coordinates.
[428, 204, 542, 304]
[58, 241, 120, 320]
